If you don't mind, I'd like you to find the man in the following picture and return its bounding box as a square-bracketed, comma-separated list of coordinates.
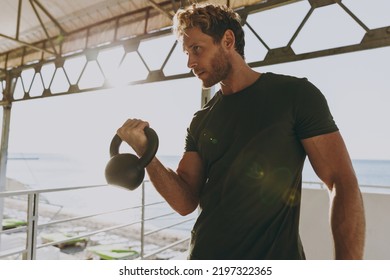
[116, 3, 365, 259]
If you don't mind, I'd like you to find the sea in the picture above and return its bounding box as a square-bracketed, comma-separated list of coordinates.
[3, 153, 390, 229]
[6, 153, 390, 188]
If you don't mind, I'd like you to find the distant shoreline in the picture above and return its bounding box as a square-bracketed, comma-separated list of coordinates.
[8, 157, 39, 160]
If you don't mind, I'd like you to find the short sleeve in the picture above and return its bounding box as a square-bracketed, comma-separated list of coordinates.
[184, 127, 198, 152]
[294, 80, 339, 139]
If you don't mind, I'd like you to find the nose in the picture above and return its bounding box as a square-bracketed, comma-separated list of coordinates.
[187, 54, 197, 69]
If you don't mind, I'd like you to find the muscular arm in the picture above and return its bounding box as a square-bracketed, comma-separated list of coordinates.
[146, 152, 205, 216]
[116, 119, 204, 216]
[301, 131, 366, 259]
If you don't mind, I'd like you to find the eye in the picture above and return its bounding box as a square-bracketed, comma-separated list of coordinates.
[183, 45, 201, 56]
[192, 45, 200, 54]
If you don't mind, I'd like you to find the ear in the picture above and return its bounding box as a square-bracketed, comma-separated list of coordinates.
[222, 29, 235, 50]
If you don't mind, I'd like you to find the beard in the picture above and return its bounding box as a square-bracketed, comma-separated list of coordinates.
[201, 47, 232, 89]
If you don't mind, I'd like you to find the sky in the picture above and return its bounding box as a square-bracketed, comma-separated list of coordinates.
[1, 0, 390, 167]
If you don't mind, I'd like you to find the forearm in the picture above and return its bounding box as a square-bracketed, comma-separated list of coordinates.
[145, 157, 199, 216]
[329, 181, 366, 259]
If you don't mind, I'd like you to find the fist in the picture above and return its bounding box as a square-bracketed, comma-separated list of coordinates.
[116, 119, 149, 156]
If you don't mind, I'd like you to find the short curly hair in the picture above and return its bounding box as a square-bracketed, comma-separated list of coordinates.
[173, 3, 245, 59]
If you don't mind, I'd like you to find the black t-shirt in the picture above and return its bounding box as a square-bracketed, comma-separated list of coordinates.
[185, 72, 339, 259]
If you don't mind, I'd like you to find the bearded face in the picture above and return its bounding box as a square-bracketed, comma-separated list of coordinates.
[200, 46, 232, 89]
[183, 27, 233, 89]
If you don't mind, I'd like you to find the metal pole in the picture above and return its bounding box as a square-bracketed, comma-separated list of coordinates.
[24, 193, 39, 260]
[201, 86, 214, 107]
[0, 103, 12, 251]
[140, 181, 145, 259]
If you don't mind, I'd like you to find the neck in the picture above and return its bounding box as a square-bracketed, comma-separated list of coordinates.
[220, 63, 261, 95]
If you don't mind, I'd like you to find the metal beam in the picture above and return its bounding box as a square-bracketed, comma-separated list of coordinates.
[336, 1, 369, 32]
[250, 26, 390, 68]
[0, 33, 55, 55]
[31, 0, 67, 35]
[16, 0, 23, 39]
[147, 0, 174, 20]
[242, 0, 303, 14]
[29, 0, 58, 55]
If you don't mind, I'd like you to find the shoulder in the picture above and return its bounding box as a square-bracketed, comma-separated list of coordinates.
[262, 72, 313, 90]
[263, 72, 327, 104]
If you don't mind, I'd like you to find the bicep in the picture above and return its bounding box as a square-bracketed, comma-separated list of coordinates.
[176, 151, 205, 198]
[301, 131, 357, 190]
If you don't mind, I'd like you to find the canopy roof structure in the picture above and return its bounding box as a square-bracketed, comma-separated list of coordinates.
[0, 0, 190, 68]
[1, 0, 390, 104]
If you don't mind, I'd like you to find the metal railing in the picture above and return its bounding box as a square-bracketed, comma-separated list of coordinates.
[0, 181, 195, 260]
[2, 180, 389, 260]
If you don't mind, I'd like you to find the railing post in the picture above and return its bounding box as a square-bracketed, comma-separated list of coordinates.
[24, 193, 39, 260]
[0, 102, 12, 252]
[201, 86, 215, 107]
[140, 181, 145, 259]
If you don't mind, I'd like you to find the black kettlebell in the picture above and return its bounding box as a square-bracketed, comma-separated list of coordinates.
[105, 127, 159, 190]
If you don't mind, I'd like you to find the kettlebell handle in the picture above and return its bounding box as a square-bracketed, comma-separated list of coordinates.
[109, 127, 159, 169]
